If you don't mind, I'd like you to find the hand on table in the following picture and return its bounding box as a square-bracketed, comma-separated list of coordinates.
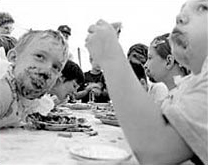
[91, 87, 102, 96]
[85, 83, 101, 92]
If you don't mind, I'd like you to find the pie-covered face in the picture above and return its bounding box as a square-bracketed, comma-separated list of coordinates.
[11, 35, 67, 99]
[170, 0, 208, 73]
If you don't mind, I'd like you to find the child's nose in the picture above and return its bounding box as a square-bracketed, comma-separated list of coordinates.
[176, 13, 189, 25]
[144, 62, 148, 70]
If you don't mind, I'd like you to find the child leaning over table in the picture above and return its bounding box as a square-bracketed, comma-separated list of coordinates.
[48, 59, 85, 106]
[0, 29, 69, 128]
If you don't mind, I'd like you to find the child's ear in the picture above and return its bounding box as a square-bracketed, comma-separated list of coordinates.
[7, 49, 17, 63]
[166, 55, 175, 70]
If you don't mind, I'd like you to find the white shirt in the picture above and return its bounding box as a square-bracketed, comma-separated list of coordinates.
[162, 57, 208, 164]
[148, 81, 168, 104]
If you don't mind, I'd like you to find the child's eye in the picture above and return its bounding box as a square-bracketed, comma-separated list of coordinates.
[35, 54, 45, 60]
[52, 64, 61, 72]
[198, 4, 208, 12]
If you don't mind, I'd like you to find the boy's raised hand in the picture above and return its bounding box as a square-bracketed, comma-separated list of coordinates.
[85, 19, 122, 65]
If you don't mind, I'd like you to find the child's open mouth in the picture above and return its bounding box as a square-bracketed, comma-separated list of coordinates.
[30, 76, 46, 90]
[25, 67, 52, 90]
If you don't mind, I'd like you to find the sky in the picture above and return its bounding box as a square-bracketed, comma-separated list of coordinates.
[0, 0, 185, 71]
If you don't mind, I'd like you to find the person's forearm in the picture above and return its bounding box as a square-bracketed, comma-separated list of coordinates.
[75, 90, 89, 100]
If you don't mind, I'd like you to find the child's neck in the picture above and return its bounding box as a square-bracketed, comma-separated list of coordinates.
[163, 66, 184, 90]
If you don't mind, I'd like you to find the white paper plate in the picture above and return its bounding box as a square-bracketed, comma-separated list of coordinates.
[69, 144, 131, 161]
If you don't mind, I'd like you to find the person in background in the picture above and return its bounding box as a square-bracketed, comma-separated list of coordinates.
[57, 25, 71, 40]
[0, 12, 17, 77]
[128, 60, 148, 92]
[57, 24, 77, 102]
[0, 29, 68, 128]
[127, 43, 148, 66]
[0, 35, 17, 79]
[127, 43, 148, 91]
[85, 0, 208, 163]
[0, 12, 15, 35]
[0, 34, 17, 56]
[0, 12, 17, 58]
[144, 33, 190, 95]
[75, 56, 110, 103]
[127, 43, 168, 103]
[49, 60, 84, 105]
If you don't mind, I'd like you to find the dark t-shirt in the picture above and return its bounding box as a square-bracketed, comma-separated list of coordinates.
[78, 71, 110, 103]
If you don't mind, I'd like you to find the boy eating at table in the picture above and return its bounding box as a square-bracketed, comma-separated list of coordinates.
[49, 59, 84, 105]
[85, 0, 208, 164]
[0, 30, 68, 128]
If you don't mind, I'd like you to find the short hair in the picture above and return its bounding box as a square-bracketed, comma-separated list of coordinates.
[0, 35, 17, 55]
[0, 12, 14, 27]
[61, 60, 85, 85]
[57, 25, 71, 36]
[127, 43, 148, 65]
[14, 29, 69, 60]
[151, 33, 190, 76]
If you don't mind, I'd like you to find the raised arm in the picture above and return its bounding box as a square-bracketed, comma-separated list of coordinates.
[85, 20, 193, 164]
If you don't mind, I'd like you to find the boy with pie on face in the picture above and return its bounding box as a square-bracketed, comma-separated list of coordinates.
[0, 29, 68, 128]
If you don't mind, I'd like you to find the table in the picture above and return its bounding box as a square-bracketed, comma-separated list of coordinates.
[0, 110, 140, 165]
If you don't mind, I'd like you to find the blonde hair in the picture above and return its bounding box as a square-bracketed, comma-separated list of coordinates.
[15, 29, 69, 60]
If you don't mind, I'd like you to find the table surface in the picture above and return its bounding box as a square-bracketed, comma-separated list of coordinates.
[0, 109, 140, 165]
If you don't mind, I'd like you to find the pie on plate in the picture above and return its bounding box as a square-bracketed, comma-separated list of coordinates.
[26, 112, 90, 131]
[32, 121, 77, 131]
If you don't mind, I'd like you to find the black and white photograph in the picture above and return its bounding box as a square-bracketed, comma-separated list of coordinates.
[0, 0, 207, 164]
